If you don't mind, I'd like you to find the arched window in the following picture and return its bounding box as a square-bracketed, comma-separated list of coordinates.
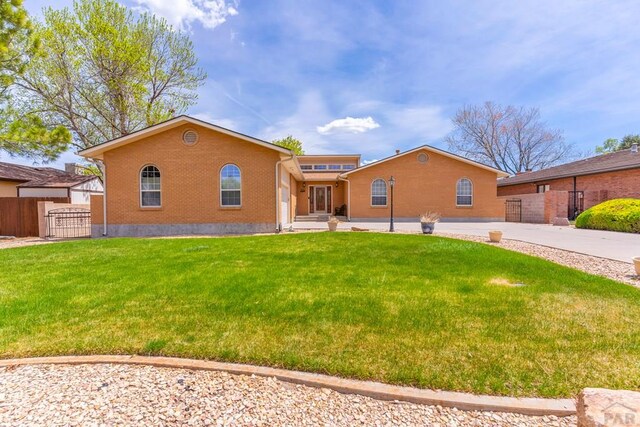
[371, 178, 387, 206]
[456, 178, 473, 206]
[140, 165, 161, 207]
[220, 164, 241, 207]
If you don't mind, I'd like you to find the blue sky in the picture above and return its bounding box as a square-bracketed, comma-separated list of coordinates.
[12, 0, 640, 168]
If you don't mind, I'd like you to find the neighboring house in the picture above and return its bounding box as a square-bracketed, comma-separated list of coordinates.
[0, 162, 103, 203]
[79, 115, 508, 237]
[497, 146, 640, 220]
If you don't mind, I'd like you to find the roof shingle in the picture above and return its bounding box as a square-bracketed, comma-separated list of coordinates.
[0, 161, 96, 188]
[497, 148, 640, 186]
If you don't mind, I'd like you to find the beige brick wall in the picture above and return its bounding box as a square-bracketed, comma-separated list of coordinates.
[498, 193, 544, 223]
[102, 123, 282, 226]
[346, 149, 504, 220]
[0, 180, 19, 197]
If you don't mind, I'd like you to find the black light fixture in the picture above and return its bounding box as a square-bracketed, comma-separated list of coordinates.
[335, 181, 339, 188]
[301, 182, 306, 193]
[389, 176, 395, 232]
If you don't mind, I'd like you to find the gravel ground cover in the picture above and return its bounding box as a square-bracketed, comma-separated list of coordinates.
[434, 232, 639, 287]
[0, 363, 576, 426]
[0, 237, 51, 250]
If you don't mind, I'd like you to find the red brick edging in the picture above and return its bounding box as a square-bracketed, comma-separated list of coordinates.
[0, 355, 575, 417]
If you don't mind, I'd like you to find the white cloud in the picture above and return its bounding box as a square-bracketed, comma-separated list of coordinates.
[259, 91, 334, 153]
[134, 0, 238, 30]
[256, 92, 452, 158]
[361, 159, 379, 165]
[317, 116, 380, 135]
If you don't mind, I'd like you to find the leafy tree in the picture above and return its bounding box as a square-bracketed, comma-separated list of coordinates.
[273, 135, 304, 155]
[595, 138, 620, 154]
[0, 0, 33, 95]
[595, 134, 640, 153]
[10, 0, 206, 164]
[445, 102, 573, 174]
[0, 0, 70, 161]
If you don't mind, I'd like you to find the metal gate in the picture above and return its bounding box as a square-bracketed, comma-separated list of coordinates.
[505, 199, 522, 222]
[568, 191, 584, 220]
[45, 208, 91, 238]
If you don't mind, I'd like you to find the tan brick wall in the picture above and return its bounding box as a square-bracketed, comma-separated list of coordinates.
[102, 123, 281, 226]
[91, 194, 103, 225]
[499, 193, 546, 223]
[347, 149, 504, 220]
[0, 180, 19, 197]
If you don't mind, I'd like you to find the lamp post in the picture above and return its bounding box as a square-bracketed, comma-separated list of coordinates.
[389, 176, 395, 232]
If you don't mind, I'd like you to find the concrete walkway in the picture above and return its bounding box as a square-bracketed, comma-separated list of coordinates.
[290, 221, 639, 263]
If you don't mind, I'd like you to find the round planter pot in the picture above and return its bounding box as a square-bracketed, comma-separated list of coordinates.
[421, 222, 435, 234]
[328, 222, 338, 232]
[633, 257, 640, 276]
[489, 230, 503, 243]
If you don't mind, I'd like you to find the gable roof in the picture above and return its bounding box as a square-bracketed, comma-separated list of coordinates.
[339, 145, 509, 177]
[0, 161, 96, 188]
[78, 115, 293, 160]
[497, 148, 640, 187]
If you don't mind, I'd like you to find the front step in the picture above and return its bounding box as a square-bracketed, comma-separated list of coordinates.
[295, 215, 347, 222]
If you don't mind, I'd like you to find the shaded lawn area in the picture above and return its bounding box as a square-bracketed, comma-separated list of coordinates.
[1, 233, 639, 398]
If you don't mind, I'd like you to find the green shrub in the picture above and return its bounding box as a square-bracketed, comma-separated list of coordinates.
[575, 198, 640, 233]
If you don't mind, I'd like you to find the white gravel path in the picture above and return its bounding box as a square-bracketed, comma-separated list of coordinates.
[0, 237, 52, 250]
[0, 364, 576, 427]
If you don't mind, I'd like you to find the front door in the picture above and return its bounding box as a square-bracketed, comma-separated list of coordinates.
[314, 186, 327, 213]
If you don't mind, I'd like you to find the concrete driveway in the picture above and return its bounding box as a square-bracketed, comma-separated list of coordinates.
[291, 221, 639, 263]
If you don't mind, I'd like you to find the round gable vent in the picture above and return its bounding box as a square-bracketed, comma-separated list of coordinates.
[417, 152, 429, 164]
[183, 130, 199, 145]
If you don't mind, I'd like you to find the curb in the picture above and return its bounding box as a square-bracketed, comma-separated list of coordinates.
[0, 355, 576, 417]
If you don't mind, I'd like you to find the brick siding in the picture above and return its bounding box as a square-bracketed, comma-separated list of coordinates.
[99, 123, 281, 227]
[345, 149, 504, 220]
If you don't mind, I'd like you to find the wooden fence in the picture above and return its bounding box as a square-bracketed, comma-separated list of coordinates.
[0, 197, 69, 237]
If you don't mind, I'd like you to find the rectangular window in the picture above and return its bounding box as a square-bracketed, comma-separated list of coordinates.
[313, 164, 328, 170]
[300, 165, 313, 170]
[342, 164, 356, 170]
[221, 190, 241, 206]
[371, 196, 387, 206]
[141, 191, 161, 207]
[456, 195, 472, 206]
[328, 164, 342, 170]
[537, 184, 550, 193]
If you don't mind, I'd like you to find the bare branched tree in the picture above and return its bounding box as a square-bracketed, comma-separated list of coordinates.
[445, 102, 574, 174]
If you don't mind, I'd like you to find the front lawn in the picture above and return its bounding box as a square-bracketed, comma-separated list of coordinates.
[1, 233, 639, 397]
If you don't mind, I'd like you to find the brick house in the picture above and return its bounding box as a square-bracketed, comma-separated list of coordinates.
[80, 116, 508, 237]
[0, 161, 102, 203]
[497, 146, 640, 221]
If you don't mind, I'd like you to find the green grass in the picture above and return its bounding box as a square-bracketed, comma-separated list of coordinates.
[1, 233, 639, 397]
[576, 198, 640, 233]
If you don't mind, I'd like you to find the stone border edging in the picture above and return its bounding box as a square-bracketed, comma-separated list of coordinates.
[0, 355, 576, 417]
